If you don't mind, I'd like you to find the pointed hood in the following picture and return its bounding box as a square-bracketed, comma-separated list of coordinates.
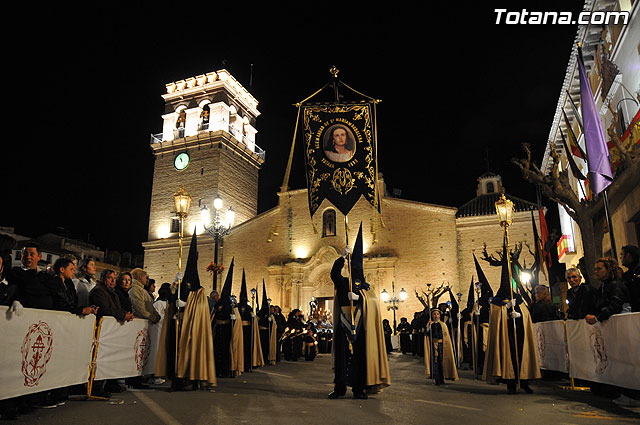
[239, 268, 249, 305]
[180, 228, 201, 301]
[466, 275, 475, 310]
[258, 279, 269, 316]
[350, 222, 368, 289]
[219, 257, 234, 302]
[495, 242, 514, 301]
[473, 254, 493, 298]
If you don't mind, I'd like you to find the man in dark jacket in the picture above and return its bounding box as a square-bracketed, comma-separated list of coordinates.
[620, 245, 640, 313]
[7, 242, 53, 310]
[90, 269, 133, 322]
[565, 267, 596, 320]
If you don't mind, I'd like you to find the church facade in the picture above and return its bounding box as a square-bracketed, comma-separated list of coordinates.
[142, 70, 545, 324]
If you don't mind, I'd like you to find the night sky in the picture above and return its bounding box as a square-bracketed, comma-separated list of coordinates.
[3, 1, 586, 254]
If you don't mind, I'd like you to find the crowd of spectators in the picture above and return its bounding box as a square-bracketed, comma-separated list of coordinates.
[0, 236, 169, 419]
[1, 233, 639, 417]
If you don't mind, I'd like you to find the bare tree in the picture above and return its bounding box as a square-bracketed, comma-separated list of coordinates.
[512, 109, 640, 284]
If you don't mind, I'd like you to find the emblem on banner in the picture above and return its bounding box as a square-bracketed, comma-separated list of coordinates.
[588, 325, 608, 375]
[21, 321, 54, 387]
[134, 329, 150, 371]
[535, 325, 545, 364]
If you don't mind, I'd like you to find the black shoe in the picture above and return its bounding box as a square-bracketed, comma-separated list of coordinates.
[328, 385, 346, 399]
[353, 391, 368, 399]
[521, 383, 533, 394]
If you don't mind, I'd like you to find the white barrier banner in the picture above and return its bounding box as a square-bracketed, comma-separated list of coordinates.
[565, 312, 640, 390]
[533, 320, 568, 373]
[94, 317, 158, 380]
[0, 306, 95, 400]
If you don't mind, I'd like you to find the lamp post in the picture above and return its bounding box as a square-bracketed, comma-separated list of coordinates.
[173, 186, 191, 370]
[456, 291, 463, 367]
[495, 193, 520, 391]
[173, 186, 192, 278]
[250, 286, 257, 372]
[201, 195, 235, 291]
[380, 281, 407, 334]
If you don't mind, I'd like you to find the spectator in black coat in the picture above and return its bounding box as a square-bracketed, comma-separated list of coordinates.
[565, 267, 596, 320]
[620, 245, 640, 313]
[0, 234, 17, 307]
[7, 242, 53, 310]
[585, 258, 630, 325]
[47, 258, 97, 316]
[115, 271, 133, 314]
[531, 285, 562, 323]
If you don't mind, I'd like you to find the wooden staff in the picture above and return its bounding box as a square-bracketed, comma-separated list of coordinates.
[344, 215, 355, 354]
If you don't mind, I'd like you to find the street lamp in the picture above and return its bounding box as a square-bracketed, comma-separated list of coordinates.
[173, 186, 192, 280]
[380, 281, 407, 334]
[172, 186, 191, 371]
[201, 195, 235, 291]
[495, 193, 520, 390]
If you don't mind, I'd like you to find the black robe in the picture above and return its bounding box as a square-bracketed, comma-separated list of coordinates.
[331, 257, 367, 392]
[238, 303, 253, 371]
[212, 299, 233, 378]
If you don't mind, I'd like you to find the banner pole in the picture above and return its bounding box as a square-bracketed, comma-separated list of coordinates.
[558, 319, 590, 391]
[86, 317, 108, 401]
[344, 215, 355, 354]
[504, 227, 521, 391]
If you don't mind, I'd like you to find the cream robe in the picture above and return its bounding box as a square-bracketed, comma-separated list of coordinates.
[483, 303, 541, 383]
[423, 320, 459, 381]
[177, 288, 216, 385]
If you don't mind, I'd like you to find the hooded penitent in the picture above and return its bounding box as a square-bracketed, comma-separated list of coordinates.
[180, 228, 201, 301]
[483, 241, 540, 384]
[176, 228, 215, 385]
[331, 222, 390, 394]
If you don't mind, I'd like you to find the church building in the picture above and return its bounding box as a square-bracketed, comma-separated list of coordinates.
[142, 70, 545, 324]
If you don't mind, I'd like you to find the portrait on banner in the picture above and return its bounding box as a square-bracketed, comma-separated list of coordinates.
[302, 103, 377, 217]
[323, 124, 356, 163]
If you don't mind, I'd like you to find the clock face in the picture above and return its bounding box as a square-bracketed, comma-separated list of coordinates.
[174, 152, 190, 170]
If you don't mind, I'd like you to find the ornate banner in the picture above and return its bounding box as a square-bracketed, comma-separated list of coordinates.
[0, 306, 94, 400]
[302, 103, 377, 217]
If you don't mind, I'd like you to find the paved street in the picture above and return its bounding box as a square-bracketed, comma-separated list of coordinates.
[8, 351, 640, 425]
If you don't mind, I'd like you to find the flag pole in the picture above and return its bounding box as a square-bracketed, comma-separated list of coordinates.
[602, 189, 618, 260]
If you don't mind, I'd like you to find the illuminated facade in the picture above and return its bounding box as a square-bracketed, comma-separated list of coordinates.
[142, 70, 544, 322]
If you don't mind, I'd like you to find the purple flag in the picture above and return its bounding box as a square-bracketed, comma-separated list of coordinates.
[577, 48, 613, 195]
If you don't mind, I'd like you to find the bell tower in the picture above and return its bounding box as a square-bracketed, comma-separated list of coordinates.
[142, 70, 265, 283]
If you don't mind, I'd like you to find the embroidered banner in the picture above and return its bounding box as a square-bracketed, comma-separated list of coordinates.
[302, 103, 377, 217]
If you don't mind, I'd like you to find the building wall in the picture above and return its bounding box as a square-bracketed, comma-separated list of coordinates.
[219, 189, 459, 322]
[147, 141, 260, 243]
